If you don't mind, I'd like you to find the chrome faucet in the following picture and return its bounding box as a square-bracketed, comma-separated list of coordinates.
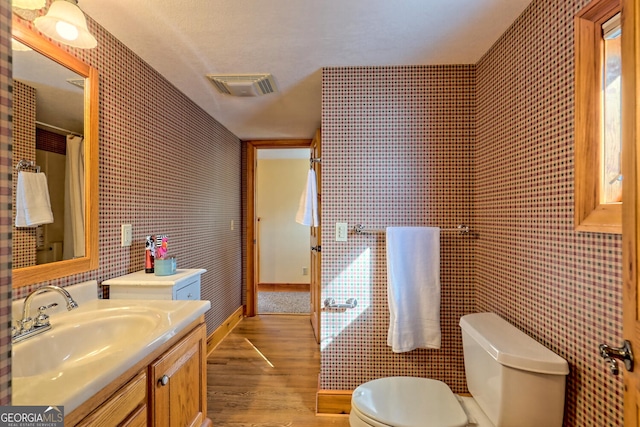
[12, 285, 79, 343]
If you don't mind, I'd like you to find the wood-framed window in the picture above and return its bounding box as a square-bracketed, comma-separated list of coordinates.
[575, 0, 622, 234]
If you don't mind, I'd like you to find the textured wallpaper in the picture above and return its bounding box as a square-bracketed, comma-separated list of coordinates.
[0, 0, 13, 406]
[1, 1, 627, 424]
[475, 0, 623, 425]
[3, 7, 243, 404]
[320, 0, 625, 425]
[321, 65, 475, 392]
[11, 80, 36, 269]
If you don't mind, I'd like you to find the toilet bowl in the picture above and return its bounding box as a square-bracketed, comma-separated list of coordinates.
[349, 376, 494, 427]
[349, 313, 569, 427]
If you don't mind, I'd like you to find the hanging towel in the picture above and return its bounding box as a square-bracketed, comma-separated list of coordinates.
[386, 226, 441, 352]
[295, 169, 319, 227]
[15, 171, 54, 228]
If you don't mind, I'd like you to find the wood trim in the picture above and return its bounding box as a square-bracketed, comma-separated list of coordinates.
[206, 306, 244, 354]
[574, 0, 622, 234]
[309, 129, 322, 344]
[244, 138, 313, 317]
[574, 203, 622, 233]
[246, 142, 257, 317]
[244, 139, 313, 148]
[257, 283, 310, 292]
[622, 0, 640, 423]
[85, 66, 100, 271]
[316, 389, 352, 415]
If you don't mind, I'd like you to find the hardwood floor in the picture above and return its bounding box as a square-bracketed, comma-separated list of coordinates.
[207, 314, 350, 427]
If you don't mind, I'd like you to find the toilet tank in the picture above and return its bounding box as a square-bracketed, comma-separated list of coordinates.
[459, 313, 569, 427]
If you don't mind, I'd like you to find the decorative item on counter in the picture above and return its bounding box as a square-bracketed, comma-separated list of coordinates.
[145, 235, 155, 273]
[156, 234, 169, 259]
[154, 235, 176, 276]
[154, 256, 177, 276]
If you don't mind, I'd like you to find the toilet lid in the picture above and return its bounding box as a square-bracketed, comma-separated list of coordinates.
[351, 377, 468, 427]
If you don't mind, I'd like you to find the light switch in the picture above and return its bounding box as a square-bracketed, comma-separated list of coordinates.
[121, 224, 132, 247]
[335, 222, 348, 242]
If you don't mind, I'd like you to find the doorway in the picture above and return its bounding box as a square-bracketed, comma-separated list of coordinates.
[244, 139, 313, 318]
[255, 147, 311, 314]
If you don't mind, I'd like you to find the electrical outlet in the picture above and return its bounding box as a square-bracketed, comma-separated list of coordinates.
[336, 222, 348, 242]
[302, 267, 309, 276]
[121, 224, 132, 247]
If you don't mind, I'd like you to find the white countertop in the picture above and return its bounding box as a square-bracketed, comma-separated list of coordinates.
[102, 268, 206, 287]
[11, 280, 210, 413]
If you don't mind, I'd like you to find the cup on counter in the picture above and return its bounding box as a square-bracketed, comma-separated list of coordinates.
[154, 257, 177, 276]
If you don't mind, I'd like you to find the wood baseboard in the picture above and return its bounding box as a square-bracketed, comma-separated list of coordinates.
[258, 282, 310, 292]
[316, 389, 352, 415]
[206, 306, 243, 355]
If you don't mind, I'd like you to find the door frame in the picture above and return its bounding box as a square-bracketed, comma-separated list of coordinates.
[244, 139, 312, 317]
[622, 0, 640, 421]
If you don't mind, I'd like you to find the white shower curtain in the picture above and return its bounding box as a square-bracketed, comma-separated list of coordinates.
[63, 135, 85, 260]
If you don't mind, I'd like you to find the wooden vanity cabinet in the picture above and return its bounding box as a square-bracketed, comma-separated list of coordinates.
[67, 317, 211, 427]
[76, 371, 147, 427]
[149, 323, 208, 427]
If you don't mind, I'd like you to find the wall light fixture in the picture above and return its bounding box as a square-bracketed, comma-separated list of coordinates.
[34, 0, 97, 49]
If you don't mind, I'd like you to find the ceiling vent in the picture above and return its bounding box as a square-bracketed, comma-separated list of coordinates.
[206, 73, 277, 97]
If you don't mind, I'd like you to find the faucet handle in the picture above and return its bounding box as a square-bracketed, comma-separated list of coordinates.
[11, 320, 23, 337]
[34, 303, 58, 327]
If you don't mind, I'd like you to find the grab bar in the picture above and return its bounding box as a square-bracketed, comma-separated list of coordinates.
[323, 298, 358, 309]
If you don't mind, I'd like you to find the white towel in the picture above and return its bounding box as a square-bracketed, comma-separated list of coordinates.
[15, 171, 54, 228]
[295, 169, 319, 227]
[386, 226, 441, 352]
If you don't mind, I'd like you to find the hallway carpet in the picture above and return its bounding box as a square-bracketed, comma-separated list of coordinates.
[257, 291, 310, 314]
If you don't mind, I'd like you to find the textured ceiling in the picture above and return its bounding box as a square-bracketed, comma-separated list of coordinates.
[80, 0, 532, 140]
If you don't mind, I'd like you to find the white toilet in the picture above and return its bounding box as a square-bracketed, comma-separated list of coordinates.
[349, 312, 569, 427]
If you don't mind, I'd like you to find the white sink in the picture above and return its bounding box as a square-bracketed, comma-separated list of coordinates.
[13, 308, 162, 377]
[11, 282, 210, 414]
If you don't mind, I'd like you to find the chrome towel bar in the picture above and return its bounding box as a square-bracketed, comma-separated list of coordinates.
[15, 159, 41, 173]
[354, 224, 470, 235]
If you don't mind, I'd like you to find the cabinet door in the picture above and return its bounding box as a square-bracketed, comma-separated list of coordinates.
[150, 324, 207, 427]
[76, 371, 147, 427]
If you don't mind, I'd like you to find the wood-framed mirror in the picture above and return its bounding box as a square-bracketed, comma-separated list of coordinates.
[12, 16, 98, 288]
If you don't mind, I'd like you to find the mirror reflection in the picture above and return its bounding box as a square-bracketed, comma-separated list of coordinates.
[11, 17, 99, 288]
[12, 38, 86, 267]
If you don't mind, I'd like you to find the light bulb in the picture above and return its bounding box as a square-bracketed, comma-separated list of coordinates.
[55, 21, 79, 41]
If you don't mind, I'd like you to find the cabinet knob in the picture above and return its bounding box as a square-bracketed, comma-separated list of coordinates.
[158, 375, 169, 386]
